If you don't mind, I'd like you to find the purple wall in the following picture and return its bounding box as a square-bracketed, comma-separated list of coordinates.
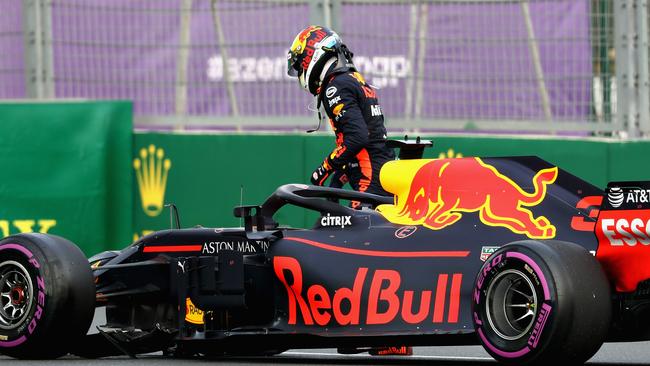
[341, 1, 591, 121]
[0, 0, 25, 98]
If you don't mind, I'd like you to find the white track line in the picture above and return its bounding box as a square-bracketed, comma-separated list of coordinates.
[282, 351, 495, 362]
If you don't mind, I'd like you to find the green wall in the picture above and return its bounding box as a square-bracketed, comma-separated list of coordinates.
[0, 101, 133, 255]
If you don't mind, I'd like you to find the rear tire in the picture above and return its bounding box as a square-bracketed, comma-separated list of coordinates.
[0, 233, 95, 359]
[472, 240, 611, 365]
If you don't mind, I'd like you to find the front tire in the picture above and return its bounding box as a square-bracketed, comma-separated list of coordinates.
[472, 240, 611, 365]
[0, 233, 95, 359]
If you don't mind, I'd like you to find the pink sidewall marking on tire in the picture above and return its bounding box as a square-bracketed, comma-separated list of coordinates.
[0, 336, 26, 348]
[506, 251, 550, 301]
[476, 250, 552, 359]
[0, 244, 34, 259]
[0, 243, 39, 348]
[477, 328, 530, 358]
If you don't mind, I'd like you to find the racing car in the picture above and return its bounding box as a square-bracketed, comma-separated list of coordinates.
[1, 139, 649, 365]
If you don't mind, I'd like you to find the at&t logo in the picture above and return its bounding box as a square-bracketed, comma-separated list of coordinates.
[608, 187, 624, 208]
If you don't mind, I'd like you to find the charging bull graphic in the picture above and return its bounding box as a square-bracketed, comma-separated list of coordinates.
[377, 158, 558, 239]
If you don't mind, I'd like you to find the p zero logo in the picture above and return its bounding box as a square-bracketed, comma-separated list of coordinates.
[596, 209, 650, 292]
[273, 256, 462, 326]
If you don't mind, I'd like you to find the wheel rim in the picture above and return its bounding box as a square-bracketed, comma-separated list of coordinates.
[0, 260, 34, 330]
[485, 269, 538, 341]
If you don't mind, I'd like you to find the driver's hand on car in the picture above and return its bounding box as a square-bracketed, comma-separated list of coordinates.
[311, 159, 333, 186]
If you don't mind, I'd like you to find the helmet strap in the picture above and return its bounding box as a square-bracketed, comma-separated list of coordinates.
[318, 58, 337, 89]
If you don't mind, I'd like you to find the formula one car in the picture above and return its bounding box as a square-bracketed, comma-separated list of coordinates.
[1, 140, 649, 365]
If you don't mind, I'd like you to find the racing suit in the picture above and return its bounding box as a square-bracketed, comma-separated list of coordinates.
[316, 70, 395, 200]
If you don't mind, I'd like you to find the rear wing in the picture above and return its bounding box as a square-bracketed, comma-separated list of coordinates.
[595, 182, 650, 292]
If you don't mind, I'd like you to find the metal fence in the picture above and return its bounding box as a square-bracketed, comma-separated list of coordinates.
[0, 0, 25, 97]
[2, 0, 649, 136]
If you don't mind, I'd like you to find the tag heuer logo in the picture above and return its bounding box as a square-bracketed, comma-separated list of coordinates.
[480, 246, 499, 262]
[607, 186, 624, 208]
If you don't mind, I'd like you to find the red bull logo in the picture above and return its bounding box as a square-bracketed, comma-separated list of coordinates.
[290, 26, 327, 70]
[377, 158, 558, 239]
[295, 26, 320, 49]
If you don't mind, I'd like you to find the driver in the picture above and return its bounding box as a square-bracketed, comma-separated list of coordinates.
[286, 26, 395, 208]
[287, 26, 410, 357]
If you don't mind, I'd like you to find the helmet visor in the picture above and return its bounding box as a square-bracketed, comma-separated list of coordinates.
[287, 51, 300, 77]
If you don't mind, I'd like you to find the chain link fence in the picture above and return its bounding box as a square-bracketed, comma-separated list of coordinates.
[1, 0, 649, 135]
[340, 1, 605, 127]
[49, 0, 309, 118]
[0, 0, 25, 98]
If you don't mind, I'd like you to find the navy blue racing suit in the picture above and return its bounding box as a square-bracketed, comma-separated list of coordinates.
[318, 70, 395, 199]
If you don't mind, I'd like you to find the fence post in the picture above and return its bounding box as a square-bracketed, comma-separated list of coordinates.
[521, 0, 553, 125]
[597, 0, 613, 124]
[211, 0, 239, 118]
[329, 0, 341, 31]
[175, 0, 193, 127]
[636, 0, 650, 136]
[413, 2, 428, 120]
[22, 0, 43, 98]
[404, 3, 419, 120]
[41, 0, 54, 98]
[22, 0, 54, 99]
[307, 0, 336, 130]
[614, 0, 639, 137]
[309, 0, 325, 26]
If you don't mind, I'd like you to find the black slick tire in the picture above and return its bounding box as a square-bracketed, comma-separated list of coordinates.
[0, 233, 95, 359]
[472, 240, 611, 365]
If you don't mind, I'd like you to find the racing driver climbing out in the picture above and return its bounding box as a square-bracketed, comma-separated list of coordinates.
[287, 25, 396, 210]
[287, 25, 407, 355]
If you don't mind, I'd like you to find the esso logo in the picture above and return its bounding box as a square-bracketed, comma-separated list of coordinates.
[600, 218, 650, 246]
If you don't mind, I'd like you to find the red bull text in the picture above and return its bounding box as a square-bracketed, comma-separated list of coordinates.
[274, 256, 462, 326]
[290, 26, 327, 71]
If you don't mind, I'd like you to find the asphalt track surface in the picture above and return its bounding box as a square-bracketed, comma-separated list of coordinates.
[1, 310, 649, 365]
[2, 343, 650, 365]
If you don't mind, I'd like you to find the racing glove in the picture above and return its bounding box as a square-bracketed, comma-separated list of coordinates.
[328, 168, 349, 189]
[311, 159, 333, 186]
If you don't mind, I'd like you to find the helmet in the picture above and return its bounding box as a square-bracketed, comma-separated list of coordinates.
[287, 26, 353, 95]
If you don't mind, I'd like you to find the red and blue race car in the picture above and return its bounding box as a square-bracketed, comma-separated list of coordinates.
[0, 141, 647, 365]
